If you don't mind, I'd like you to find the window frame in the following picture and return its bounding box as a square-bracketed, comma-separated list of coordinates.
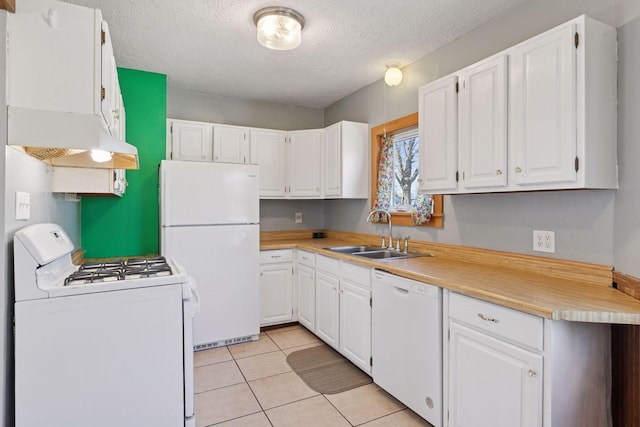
[370, 112, 444, 228]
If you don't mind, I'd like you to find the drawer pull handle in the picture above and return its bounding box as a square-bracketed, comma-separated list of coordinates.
[528, 370, 537, 378]
[271, 255, 282, 259]
[478, 313, 499, 323]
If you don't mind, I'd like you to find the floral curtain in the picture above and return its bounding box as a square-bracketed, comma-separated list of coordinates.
[411, 194, 433, 225]
[370, 136, 394, 223]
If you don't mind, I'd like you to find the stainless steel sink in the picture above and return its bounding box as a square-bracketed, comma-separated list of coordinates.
[326, 246, 432, 261]
[325, 245, 382, 254]
[352, 250, 419, 260]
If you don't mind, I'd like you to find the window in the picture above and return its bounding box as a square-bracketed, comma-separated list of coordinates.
[370, 113, 443, 228]
[391, 128, 420, 210]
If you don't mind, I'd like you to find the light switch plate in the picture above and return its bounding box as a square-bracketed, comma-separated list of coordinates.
[295, 212, 303, 224]
[15, 191, 31, 221]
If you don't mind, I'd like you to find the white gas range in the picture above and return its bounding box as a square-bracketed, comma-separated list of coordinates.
[13, 223, 200, 427]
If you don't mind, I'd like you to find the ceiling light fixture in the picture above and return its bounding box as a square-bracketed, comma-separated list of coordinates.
[384, 64, 403, 87]
[253, 7, 305, 51]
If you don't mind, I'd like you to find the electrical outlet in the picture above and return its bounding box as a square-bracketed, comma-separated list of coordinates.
[295, 212, 303, 224]
[533, 230, 555, 253]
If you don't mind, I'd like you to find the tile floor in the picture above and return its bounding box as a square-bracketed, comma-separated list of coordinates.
[194, 324, 434, 427]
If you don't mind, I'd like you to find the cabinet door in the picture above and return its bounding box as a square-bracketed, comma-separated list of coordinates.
[7, 1, 101, 114]
[418, 74, 459, 192]
[297, 264, 316, 331]
[323, 123, 342, 197]
[100, 21, 116, 133]
[289, 130, 322, 198]
[170, 121, 213, 162]
[259, 263, 293, 326]
[459, 56, 508, 190]
[509, 24, 577, 186]
[315, 271, 340, 349]
[339, 280, 371, 373]
[251, 129, 288, 198]
[449, 322, 542, 427]
[213, 125, 249, 164]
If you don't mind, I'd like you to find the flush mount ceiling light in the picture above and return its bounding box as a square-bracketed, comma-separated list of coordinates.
[253, 7, 305, 51]
[384, 64, 403, 87]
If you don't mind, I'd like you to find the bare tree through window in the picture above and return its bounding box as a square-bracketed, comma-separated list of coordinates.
[392, 133, 419, 208]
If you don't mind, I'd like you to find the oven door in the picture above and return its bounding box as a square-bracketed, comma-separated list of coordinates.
[183, 278, 200, 427]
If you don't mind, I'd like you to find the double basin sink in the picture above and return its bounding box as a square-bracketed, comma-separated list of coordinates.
[325, 245, 430, 261]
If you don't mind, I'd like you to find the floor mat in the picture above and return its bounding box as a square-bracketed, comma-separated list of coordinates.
[286, 344, 372, 394]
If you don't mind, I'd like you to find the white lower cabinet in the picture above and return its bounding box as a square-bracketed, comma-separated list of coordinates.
[315, 270, 340, 349]
[448, 322, 542, 427]
[311, 255, 371, 373]
[446, 291, 611, 427]
[296, 251, 316, 331]
[259, 250, 293, 326]
[339, 278, 371, 373]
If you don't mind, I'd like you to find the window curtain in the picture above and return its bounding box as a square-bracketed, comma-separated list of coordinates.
[370, 136, 394, 223]
[411, 194, 433, 225]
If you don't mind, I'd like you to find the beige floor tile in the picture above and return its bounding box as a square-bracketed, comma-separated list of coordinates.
[265, 324, 303, 336]
[281, 341, 323, 356]
[325, 383, 405, 425]
[195, 346, 233, 367]
[195, 360, 245, 393]
[265, 395, 351, 427]
[212, 411, 272, 427]
[269, 328, 320, 350]
[195, 383, 262, 427]
[360, 409, 433, 427]
[249, 371, 319, 410]
[228, 334, 279, 359]
[236, 351, 292, 381]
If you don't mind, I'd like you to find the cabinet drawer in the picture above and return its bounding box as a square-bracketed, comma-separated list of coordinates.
[340, 261, 370, 289]
[260, 249, 293, 264]
[296, 250, 316, 268]
[316, 254, 340, 275]
[449, 292, 543, 351]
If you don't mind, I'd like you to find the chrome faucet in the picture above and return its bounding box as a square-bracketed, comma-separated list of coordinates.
[366, 209, 392, 249]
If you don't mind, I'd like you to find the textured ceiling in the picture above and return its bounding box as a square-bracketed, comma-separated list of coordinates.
[59, 0, 528, 109]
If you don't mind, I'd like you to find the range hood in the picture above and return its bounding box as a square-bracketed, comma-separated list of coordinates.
[7, 106, 139, 170]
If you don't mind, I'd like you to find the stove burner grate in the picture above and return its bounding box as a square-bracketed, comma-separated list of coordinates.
[64, 256, 172, 286]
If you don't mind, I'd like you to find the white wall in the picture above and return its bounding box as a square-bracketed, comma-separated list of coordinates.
[323, 0, 625, 265]
[613, 15, 640, 278]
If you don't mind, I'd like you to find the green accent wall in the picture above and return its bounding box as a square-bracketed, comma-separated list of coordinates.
[81, 68, 166, 258]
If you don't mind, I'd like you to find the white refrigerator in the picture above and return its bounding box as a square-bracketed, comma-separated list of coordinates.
[160, 160, 260, 348]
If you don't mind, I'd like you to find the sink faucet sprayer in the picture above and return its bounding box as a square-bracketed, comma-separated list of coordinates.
[366, 209, 392, 249]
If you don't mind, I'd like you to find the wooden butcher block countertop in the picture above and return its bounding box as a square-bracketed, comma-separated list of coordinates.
[260, 231, 640, 325]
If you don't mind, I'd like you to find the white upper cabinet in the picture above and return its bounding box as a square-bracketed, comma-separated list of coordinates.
[323, 121, 368, 199]
[169, 120, 213, 162]
[288, 129, 322, 198]
[167, 119, 369, 200]
[251, 129, 288, 198]
[510, 24, 577, 187]
[7, 0, 125, 139]
[418, 74, 458, 193]
[418, 15, 617, 194]
[213, 125, 250, 164]
[459, 55, 508, 190]
[509, 17, 617, 190]
[7, 0, 101, 115]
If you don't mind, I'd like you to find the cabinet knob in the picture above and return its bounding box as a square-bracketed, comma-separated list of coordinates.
[528, 370, 537, 377]
[477, 313, 499, 323]
[515, 167, 522, 173]
[496, 170, 503, 175]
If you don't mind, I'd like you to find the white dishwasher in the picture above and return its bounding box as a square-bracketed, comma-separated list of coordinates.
[372, 270, 442, 427]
